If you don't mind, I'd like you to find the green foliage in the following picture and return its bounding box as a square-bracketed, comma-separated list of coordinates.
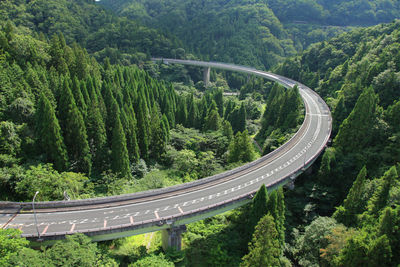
[366, 166, 397, 216]
[334, 86, 378, 154]
[333, 166, 368, 226]
[0, 0, 179, 65]
[292, 217, 339, 267]
[249, 185, 269, 236]
[111, 116, 131, 179]
[241, 214, 281, 267]
[336, 230, 392, 267]
[58, 78, 92, 175]
[203, 101, 221, 132]
[227, 130, 256, 164]
[35, 93, 68, 171]
[0, 229, 28, 266]
[130, 253, 174, 267]
[257, 84, 302, 153]
[45, 234, 103, 267]
[101, 0, 296, 69]
[9, 247, 50, 267]
[15, 164, 90, 201]
[184, 214, 246, 266]
[267, 0, 400, 26]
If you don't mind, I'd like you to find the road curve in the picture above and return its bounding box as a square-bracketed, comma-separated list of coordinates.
[0, 59, 332, 241]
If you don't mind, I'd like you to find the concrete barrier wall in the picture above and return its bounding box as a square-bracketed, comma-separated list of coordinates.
[1, 60, 331, 226]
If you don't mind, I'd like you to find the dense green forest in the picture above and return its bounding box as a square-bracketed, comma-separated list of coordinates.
[104, 0, 400, 27]
[100, 0, 298, 69]
[274, 20, 400, 266]
[1, 0, 400, 266]
[100, 0, 400, 68]
[0, 0, 181, 64]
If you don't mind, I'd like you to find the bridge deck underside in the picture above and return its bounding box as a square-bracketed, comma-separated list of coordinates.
[0, 59, 331, 242]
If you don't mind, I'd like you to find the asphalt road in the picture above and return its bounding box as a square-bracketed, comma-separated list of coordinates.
[0, 60, 331, 240]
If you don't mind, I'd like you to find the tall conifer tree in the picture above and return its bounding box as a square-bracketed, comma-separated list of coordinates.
[35, 93, 68, 171]
[333, 166, 367, 226]
[58, 79, 92, 175]
[249, 184, 269, 237]
[241, 214, 281, 267]
[111, 116, 131, 178]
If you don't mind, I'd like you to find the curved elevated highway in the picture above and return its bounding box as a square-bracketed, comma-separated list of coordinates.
[0, 59, 331, 243]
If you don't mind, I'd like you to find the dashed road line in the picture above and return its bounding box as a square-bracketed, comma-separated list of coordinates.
[103, 220, 107, 228]
[41, 225, 49, 235]
[178, 207, 184, 214]
[154, 211, 159, 219]
[130, 216, 134, 224]
[70, 224, 76, 232]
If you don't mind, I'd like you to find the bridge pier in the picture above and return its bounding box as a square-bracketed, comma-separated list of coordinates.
[162, 225, 186, 251]
[203, 67, 211, 87]
[285, 180, 295, 190]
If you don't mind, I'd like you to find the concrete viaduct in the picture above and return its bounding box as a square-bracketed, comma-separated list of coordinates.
[0, 59, 332, 250]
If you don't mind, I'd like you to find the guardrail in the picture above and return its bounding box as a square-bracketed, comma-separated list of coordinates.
[1, 60, 332, 236]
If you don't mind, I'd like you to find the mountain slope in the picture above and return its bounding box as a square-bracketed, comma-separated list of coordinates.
[0, 0, 180, 64]
[100, 0, 297, 69]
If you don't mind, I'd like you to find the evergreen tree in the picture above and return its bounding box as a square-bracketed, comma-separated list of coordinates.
[334, 87, 378, 153]
[35, 93, 68, 171]
[236, 102, 246, 133]
[122, 104, 140, 163]
[213, 89, 224, 117]
[241, 214, 281, 267]
[222, 120, 234, 142]
[224, 99, 235, 120]
[136, 90, 150, 160]
[149, 104, 167, 161]
[161, 114, 170, 142]
[378, 206, 400, 263]
[278, 85, 301, 130]
[203, 100, 221, 131]
[71, 76, 87, 119]
[333, 166, 368, 226]
[332, 95, 348, 136]
[58, 79, 92, 175]
[227, 130, 256, 163]
[249, 184, 269, 236]
[86, 91, 107, 175]
[266, 189, 285, 246]
[367, 166, 397, 216]
[48, 34, 68, 74]
[258, 84, 284, 139]
[111, 116, 131, 178]
[276, 187, 285, 247]
[186, 94, 198, 128]
[176, 97, 188, 126]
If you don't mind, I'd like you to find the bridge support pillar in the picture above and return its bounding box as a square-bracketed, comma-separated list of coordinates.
[305, 165, 313, 175]
[285, 180, 295, 190]
[162, 225, 186, 251]
[203, 67, 211, 87]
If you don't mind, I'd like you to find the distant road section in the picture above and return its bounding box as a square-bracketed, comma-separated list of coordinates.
[0, 59, 332, 242]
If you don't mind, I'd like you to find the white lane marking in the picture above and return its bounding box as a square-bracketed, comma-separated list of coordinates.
[103, 220, 107, 228]
[15, 81, 325, 227]
[178, 207, 184, 214]
[130, 216, 134, 224]
[70, 224, 76, 232]
[41, 225, 49, 235]
[154, 211, 159, 219]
